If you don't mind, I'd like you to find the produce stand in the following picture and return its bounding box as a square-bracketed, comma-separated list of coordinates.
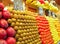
[0, 0, 60, 44]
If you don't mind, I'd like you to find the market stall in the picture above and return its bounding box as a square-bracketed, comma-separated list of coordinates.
[0, 0, 60, 44]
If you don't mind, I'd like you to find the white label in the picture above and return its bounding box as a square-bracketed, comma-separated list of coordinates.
[14, 0, 25, 11]
[57, 41, 60, 44]
[49, 10, 51, 16]
[39, 7, 43, 16]
[52, 12, 56, 18]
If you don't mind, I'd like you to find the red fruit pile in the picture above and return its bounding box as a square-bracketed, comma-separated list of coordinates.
[36, 16, 54, 44]
[0, 19, 8, 28]
[6, 27, 16, 37]
[0, 3, 16, 44]
[0, 28, 7, 39]
[0, 40, 7, 44]
[6, 37, 16, 44]
[0, 3, 4, 11]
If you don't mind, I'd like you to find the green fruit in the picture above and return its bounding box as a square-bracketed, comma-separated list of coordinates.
[8, 19, 12, 23]
[17, 30, 21, 34]
[28, 39, 31, 42]
[10, 13, 13, 18]
[23, 33, 26, 36]
[18, 38, 22, 41]
[16, 22, 20, 26]
[16, 42, 21, 44]
[19, 26, 22, 29]
[8, 10, 41, 44]
[17, 19, 20, 22]
[18, 15, 21, 19]
[21, 41, 25, 44]
[23, 37, 26, 40]
[25, 40, 28, 43]
[14, 14, 18, 18]
[12, 18, 16, 22]
[11, 22, 15, 26]
[15, 34, 20, 39]
[23, 30, 27, 33]
[20, 23, 23, 25]
[14, 26, 19, 30]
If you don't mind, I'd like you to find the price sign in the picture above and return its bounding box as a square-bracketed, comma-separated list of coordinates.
[14, 0, 25, 11]
[57, 41, 60, 44]
[39, 7, 44, 16]
[49, 10, 51, 16]
[52, 12, 56, 18]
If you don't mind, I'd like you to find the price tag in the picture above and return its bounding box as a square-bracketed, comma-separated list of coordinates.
[57, 41, 60, 44]
[52, 12, 56, 18]
[39, 7, 44, 16]
[49, 10, 51, 16]
[14, 0, 25, 11]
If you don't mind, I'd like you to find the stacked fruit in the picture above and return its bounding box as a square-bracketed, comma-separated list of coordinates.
[36, 16, 54, 44]
[26, 0, 43, 9]
[26, 0, 58, 13]
[43, 1, 58, 13]
[46, 16, 60, 44]
[0, 3, 16, 44]
[8, 10, 41, 44]
[54, 18, 60, 37]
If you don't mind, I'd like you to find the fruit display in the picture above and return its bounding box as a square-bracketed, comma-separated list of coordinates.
[0, 28, 7, 39]
[53, 18, 60, 37]
[38, 0, 45, 4]
[0, 3, 16, 44]
[2, 10, 11, 19]
[6, 27, 16, 37]
[0, 19, 8, 28]
[0, 3, 4, 11]
[0, 1, 60, 44]
[25, 0, 59, 13]
[43, 1, 58, 13]
[49, 3, 58, 13]
[8, 10, 41, 44]
[0, 40, 7, 44]
[36, 16, 54, 44]
[45, 16, 60, 44]
[6, 37, 16, 44]
[25, 0, 44, 9]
